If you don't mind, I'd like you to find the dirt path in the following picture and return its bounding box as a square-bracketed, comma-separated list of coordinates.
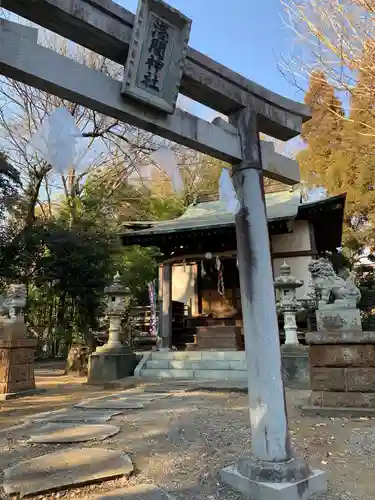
[0, 363, 117, 429]
[0, 366, 373, 499]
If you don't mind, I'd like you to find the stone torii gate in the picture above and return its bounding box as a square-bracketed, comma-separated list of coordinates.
[0, 1, 326, 498]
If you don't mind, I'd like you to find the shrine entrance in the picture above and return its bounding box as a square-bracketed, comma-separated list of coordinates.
[0, 1, 327, 497]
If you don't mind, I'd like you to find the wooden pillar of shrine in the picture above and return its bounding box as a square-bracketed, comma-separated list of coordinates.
[159, 263, 172, 349]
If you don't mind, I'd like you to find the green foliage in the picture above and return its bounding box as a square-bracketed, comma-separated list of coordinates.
[78, 170, 185, 226]
[0, 152, 21, 246]
[0, 219, 115, 351]
[0, 164, 181, 355]
[0, 152, 20, 203]
[142, 196, 184, 221]
[116, 246, 160, 303]
[0, 147, 225, 356]
[325, 250, 352, 274]
[357, 266, 375, 290]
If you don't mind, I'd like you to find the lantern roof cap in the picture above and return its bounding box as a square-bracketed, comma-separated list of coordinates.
[274, 262, 304, 289]
[104, 272, 129, 295]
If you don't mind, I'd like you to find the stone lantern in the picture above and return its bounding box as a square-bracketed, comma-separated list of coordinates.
[5, 283, 27, 322]
[274, 263, 310, 391]
[274, 262, 304, 345]
[87, 272, 136, 384]
[98, 272, 129, 352]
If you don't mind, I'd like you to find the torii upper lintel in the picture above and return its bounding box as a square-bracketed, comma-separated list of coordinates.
[2, 0, 310, 141]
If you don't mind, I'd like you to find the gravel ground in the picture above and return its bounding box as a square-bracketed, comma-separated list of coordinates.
[0, 384, 374, 499]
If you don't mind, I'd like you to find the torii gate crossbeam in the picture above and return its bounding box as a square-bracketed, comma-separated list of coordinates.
[3, 0, 309, 140]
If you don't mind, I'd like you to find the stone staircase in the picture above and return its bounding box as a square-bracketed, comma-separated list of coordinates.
[134, 350, 247, 381]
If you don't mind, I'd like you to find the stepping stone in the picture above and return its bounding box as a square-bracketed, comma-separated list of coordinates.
[25, 409, 121, 424]
[143, 388, 187, 394]
[114, 392, 171, 401]
[90, 483, 176, 499]
[27, 423, 120, 444]
[75, 400, 145, 410]
[3, 448, 133, 497]
[0, 423, 28, 435]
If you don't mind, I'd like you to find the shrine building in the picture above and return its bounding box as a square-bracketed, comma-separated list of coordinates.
[121, 188, 346, 351]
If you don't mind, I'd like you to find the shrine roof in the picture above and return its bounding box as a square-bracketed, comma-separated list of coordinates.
[121, 191, 346, 238]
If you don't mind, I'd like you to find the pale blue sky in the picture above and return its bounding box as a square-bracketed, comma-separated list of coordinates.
[117, 0, 305, 121]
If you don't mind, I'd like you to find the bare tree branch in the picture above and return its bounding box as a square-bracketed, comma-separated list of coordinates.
[281, 0, 375, 136]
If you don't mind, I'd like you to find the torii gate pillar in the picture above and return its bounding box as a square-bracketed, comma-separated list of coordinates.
[219, 108, 327, 498]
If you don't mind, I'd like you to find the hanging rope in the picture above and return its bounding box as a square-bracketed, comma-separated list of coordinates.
[216, 256, 225, 296]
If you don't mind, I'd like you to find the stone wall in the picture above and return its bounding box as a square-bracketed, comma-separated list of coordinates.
[307, 332, 375, 409]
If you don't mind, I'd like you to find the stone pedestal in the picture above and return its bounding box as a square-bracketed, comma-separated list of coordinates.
[87, 346, 136, 385]
[0, 337, 38, 400]
[303, 330, 375, 416]
[220, 457, 327, 500]
[283, 310, 299, 345]
[87, 272, 136, 385]
[316, 304, 361, 332]
[281, 344, 310, 390]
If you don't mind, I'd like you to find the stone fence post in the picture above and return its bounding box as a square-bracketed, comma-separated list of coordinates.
[303, 258, 374, 417]
[304, 331, 375, 416]
[0, 283, 39, 399]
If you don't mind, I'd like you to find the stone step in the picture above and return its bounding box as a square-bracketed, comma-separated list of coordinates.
[150, 351, 245, 361]
[142, 369, 194, 379]
[169, 360, 231, 370]
[198, 340, 239, 348]
[139, 351, 248, 380]
[146, 359, 246, 371]
[141, 368, 247, 381]
[151, 351, 202, 361]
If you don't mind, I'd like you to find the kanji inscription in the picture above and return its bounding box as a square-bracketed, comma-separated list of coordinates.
[122, 0, 191, 114]
[140, 16, 170, 93]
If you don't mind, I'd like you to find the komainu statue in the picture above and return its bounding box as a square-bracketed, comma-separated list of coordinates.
[308, 258, 361, 306]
